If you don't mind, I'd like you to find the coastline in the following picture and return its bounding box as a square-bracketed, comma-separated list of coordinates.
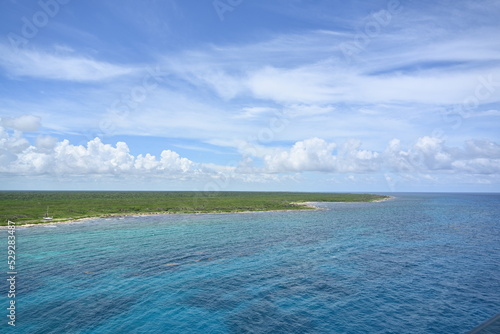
[370, 196, 395, 202]
[4, 206, 322, 228]
[1, 197, 395, 228]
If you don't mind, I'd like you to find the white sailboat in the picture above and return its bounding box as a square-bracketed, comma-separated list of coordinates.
[43, 206, 53, 221]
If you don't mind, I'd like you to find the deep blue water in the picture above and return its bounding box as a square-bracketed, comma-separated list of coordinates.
[1, 193, 499, 333]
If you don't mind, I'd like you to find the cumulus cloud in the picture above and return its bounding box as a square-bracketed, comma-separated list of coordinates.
[0, 127, 295, 188]
[0, 115, 41, 132]
[264, 138, 337, 172]
[257, 136, 500, 175]
[262, 138, 380, 173]
[158, 150, 193, 172]
[0, 131, 198, 177]
[0, 126, 30, 154]
[383, 137, 500, 174]
[35, 135, 59, 153]
[1, 126, 499, 181]
[0, 127, 30, 167]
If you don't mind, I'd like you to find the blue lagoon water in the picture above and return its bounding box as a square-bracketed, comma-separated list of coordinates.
[1, 193, 499, 333]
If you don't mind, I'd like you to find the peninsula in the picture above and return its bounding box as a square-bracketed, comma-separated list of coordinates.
[0, 191, 391, 226]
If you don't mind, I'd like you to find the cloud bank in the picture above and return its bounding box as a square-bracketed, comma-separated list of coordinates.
[1, 117, 498, 179]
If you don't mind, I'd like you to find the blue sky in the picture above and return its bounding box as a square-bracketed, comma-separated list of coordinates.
[1, 0, 499, 192]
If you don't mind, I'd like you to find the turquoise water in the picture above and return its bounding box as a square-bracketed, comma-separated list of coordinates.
[1, 193, 499, 333]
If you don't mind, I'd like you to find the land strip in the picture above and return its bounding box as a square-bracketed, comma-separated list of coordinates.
[0, 191, 391, 226]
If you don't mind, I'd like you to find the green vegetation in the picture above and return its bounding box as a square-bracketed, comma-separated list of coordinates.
[0, 191, 390, 225]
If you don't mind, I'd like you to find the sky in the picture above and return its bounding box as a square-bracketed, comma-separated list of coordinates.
[0, 0, 499, 192]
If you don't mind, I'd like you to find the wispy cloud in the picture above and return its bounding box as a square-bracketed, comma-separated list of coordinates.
[0, 44, 136, 82]
[160, 21, 500, 107]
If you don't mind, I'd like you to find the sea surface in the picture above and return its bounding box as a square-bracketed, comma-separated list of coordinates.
[1, 193, 499, 333]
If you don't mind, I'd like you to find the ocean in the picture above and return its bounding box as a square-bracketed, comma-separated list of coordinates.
[2, 193, 499, 333]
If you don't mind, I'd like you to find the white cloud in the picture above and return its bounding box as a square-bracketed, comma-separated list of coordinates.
[463, 139, 500, 158]
[384, 136, 500, 174]
[411, 136, 454, 170]
[465, 109, 500, 118]
[134, 153, 160, 171]
[158, 21, 500, 107]
[263, 138, 337, 172]
[0, 130, 287, 185]
[0, 115, 41, 132]
[255, 136, 500, 175]
[0, 133, 197, 176]
[2, 22, 496, 149]
[246, 64, 341, 103]
[234, 107, 279, 119]
[0, 127, 31, 167]
[0, 44, 135, 82]
[162, 57, 245, 100]
[158, 150, 193, 172]
[35, 135, 59, 153]
[1, 125, 499, 192]
[285, 104, 335, 117]
[452, 158, 500, 174]
[261, 137, 381, 173]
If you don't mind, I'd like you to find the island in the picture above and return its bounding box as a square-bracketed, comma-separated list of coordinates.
[0, 191, 392, 226]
